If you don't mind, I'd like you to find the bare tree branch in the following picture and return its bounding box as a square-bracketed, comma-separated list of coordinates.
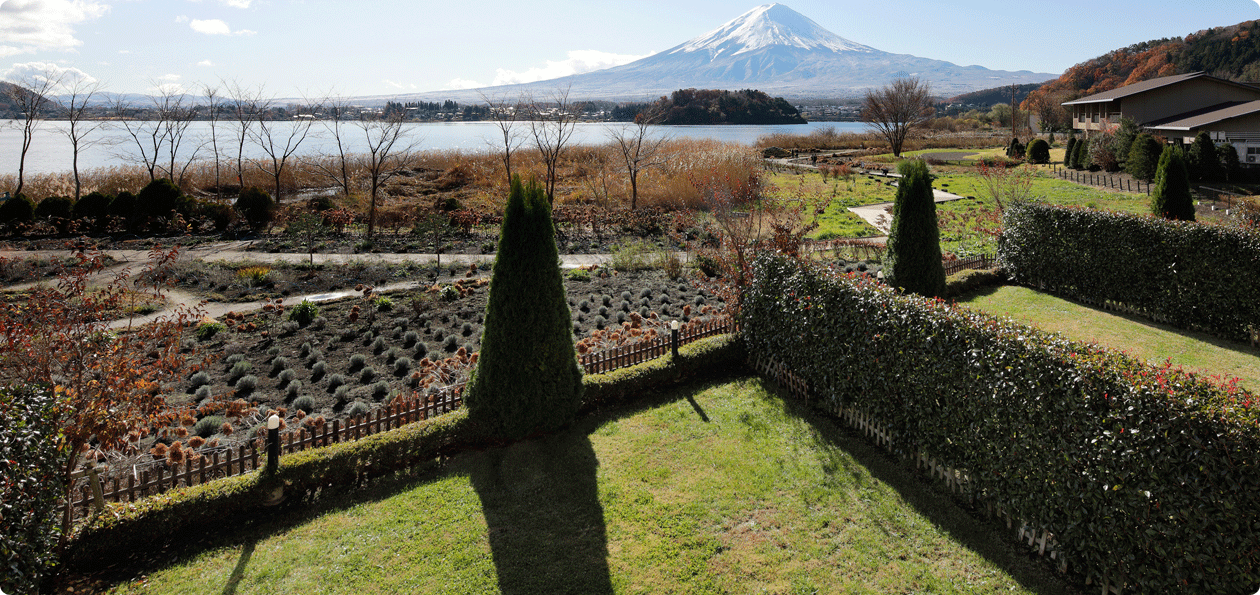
[862, 76, 935, 158]
[528, 86, 577, 205]
[607, 104, 669, 210]
[4, 66, 65, 196]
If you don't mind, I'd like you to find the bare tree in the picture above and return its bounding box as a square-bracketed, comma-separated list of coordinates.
[607, 105, 669, 210]
[528, 86, 577, 204]
[201, 83, 224, 200]
[4, 66, 64, 196]
[309, 92, 356, 199]
[355, 110, 419, 238]
[480, 90, 527, 189]
[861, 76, 935, 158]
[58, 77, 105, 199]
[154, 84, 200, 187]
[111, 97, 163, 180]
[251, 103, 315, 202]
[225, 81, 268, 188]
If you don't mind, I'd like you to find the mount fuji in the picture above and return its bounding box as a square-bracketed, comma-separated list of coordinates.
[375, 4, 1056, 103]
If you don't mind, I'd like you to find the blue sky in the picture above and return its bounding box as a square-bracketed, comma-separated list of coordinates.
[2, 0, 1258, 98]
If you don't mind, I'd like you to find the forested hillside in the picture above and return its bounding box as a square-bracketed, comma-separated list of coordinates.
[647, 89, 807, 125]
[1022, 20, 1260, 130]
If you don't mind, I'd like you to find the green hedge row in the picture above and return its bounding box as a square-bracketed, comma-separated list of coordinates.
[742, 254, 1260, 594]
[66, 334, 744, 568]
[999, 202, 1260, 341]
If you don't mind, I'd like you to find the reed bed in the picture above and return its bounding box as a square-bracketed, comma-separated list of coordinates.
[1, 138, 762, 214]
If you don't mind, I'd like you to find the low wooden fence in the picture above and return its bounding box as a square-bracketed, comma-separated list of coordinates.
[750, 353, 1126, 595]
[1053, 165, 1148, 195]
[579, 317, 737, 374]
[942, 254, 995, 276]
[67, 385, 464, 519]
[68, 317, 739, 519]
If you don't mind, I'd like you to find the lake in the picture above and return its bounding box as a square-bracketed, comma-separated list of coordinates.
[0, 120, 869, 176]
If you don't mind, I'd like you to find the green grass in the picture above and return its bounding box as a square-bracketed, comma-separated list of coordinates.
[765, 170, 894, 239]
[99, 378, 1078, 595]
[960, 285, 1260, 392]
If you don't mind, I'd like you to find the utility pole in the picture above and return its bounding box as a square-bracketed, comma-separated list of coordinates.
[1011, 84, 1018, 142]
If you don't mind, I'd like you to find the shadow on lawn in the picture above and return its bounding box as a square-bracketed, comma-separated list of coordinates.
[469, 428, 614, 595]
[763, 380, 1087, 595]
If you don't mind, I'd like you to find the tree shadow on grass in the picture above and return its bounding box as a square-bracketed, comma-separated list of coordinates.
[761, 379, 1087, 595]
[468, 426, 613, 595]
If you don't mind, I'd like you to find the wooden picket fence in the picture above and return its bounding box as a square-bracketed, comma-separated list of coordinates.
[749, 353, 1126, 595]
[579, 317, 737, 374]
[942, 254, 995, 276]
[67, 384, 464, 519]
[67, 317, 738, 519]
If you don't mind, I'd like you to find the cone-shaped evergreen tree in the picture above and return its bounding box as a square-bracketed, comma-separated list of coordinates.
[1187, 131, 1222, 182]
[1063, 134, 1077, 167]
[466, 175, 582, 439]
[1151, 145, 1195, 221]
[885, 159, 946, 297]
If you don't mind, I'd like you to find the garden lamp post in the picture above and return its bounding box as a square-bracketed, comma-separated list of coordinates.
[266, 414, 281, 474]
[671, 319, 680, 359]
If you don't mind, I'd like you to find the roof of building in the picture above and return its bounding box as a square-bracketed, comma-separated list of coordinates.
[1061, 72, 1260, 106]
[1145, 100, 1260, 131]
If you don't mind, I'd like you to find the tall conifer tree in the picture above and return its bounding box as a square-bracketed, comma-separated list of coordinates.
[466, 176, 582, 439]
[886, 159, 946, 297]
[1151, 146, 1195, 221]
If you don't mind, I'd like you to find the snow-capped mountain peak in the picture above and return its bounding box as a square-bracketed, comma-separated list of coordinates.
[672, 3, 876, 57]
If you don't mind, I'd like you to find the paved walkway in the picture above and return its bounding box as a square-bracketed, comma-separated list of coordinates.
[844, 171, 967, 235]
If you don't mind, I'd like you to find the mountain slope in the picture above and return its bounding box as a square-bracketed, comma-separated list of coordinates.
[371, 3, 1057, 104]
[1025, 20, 1260, 106]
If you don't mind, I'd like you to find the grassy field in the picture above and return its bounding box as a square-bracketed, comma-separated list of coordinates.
[764, 170, 888, 239]
[95, 378, 1080, 595]
[960, 285, 1260, 392]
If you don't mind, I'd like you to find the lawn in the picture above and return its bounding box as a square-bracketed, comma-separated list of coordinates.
[764, 170, 890, 239]
[959, 285, 1260, 392]
[97, 378, 1079, 595]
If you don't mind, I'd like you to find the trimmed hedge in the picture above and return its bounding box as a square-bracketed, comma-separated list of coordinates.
[742, 254, 1260, 594]
[66, 334, 744, 568]
[581, 334, 745, 409]
[1, 385, 66, 595]
[942, 267, 1005, 298]
[999, 202, 1260, 341]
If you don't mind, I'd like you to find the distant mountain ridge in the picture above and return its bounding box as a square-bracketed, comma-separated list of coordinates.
[362, 3, 1056, 105]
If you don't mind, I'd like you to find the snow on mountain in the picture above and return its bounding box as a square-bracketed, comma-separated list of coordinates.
[368, 4, 1058, 104]
[673, 3, 876, 57]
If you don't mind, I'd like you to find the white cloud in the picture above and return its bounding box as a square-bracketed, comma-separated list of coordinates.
[220, 0, 252, 7]
[189, 18, 255, 36]
[492, 49, 647, 86]
[197, 59, 214, 67]
[118, 49, 130, 54]
[0, 0, 110, 57]
[175, 15, 190, 23]
[2, 61, 97, 92]
[383, 79, 417, 90]
[444, 77, 485, 90]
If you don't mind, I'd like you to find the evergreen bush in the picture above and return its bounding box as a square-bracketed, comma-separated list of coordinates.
[287, 299, 320, 326]
[1026, 138, 1050, 164]
[1072, 136, 1090, 169]
[466, 176, 583, 439]
[34, 196, 74, 220]
[136, 178, 183, 220]
[1151, 145, 1195, 221]
[1126, 133, 1163, 181]
[72, 191, 113, 222]
[1063, 134, 1077, 167]
[0, 194, 36, 224]
[1219, 143, 1242, 181]
[1187, 131, 1222, 182]
[884, 160, 945, 298]
[235, 187, 274, 229]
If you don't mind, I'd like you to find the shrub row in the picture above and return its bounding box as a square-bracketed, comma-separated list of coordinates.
[742, 254, 1260, 594]
[66, 333, 743, 569]
[999, 201, 1260, 341]
[1, 385, 65, 595]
